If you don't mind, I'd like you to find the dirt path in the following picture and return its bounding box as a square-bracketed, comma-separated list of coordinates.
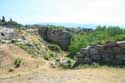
[0, 67, 125, 83]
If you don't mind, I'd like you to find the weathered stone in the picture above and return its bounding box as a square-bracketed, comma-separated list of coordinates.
[76, 41, 125, 66]
[115, 54, 125, 61]
[83, 57, 92, 64]
[112, 47, 121, 54]
[117, 41, 125, 49]
[112, 54, 125, 65]
[80, 48, 89, 55]
[121, 49, 125, 54]
[76, 52, 84, 57]
[102, 53, 113, 62]
[103, 47, 113, 54]
[94, 45, 103, 53]
[39, 27, 72, 50]
[47, 29, 72, 50]
[38, 26, 48, 40]
[89, 48, 99, 55]
[91, 54, 101, 61]
[77, 57, 84, 64]
[104, 41, 117, 47]
[0, 27, 17, 40]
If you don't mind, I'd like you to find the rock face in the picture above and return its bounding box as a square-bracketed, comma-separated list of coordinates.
[38, 27, 72, 50]
[76, 41, 125, 66]
[0, 27, 17, 40]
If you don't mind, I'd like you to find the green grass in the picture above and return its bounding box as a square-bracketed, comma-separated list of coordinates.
[48, 44, 61, 52]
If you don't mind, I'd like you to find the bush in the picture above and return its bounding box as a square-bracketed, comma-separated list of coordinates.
[48, 44, 61, 52]
[59, 58, 76, 69]
[14, 57, 23, 68]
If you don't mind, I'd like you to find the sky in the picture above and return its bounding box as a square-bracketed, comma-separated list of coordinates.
[0, 0, 125, 25]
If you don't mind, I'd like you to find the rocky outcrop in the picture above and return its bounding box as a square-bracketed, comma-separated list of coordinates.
[0, 26, 17, 40]
[76, 41, 125, 66]
[38, 27, 72, 50]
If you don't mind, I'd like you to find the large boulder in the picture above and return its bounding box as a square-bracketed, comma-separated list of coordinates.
[38, 26, 48, 40]
[76, 41, 125, 66]
[117, 41, 125, 49]
[104, 41, 117, 47]
[38, 27, 72, 50]
[0, 27, 17, 40]
[89, 47, 99, 55]
[80, 48, 89, 56]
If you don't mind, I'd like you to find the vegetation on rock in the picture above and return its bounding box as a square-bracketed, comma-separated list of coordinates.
[69, 26, 125, 57]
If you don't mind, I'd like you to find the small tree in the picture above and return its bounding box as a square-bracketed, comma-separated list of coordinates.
[9, 18, 13, 22]
[2, 16, 5, 22]
[8, 18, 14, 24]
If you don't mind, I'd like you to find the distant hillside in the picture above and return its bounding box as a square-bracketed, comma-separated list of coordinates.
[39, 22, 97, 28]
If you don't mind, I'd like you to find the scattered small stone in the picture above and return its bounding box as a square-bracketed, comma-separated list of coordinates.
[8, 67, 14, 72]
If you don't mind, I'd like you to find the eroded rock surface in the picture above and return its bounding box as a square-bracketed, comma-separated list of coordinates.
[38, 27, 72, 50]
[0, 26, 17, 40]
[76, 41, 125, 65]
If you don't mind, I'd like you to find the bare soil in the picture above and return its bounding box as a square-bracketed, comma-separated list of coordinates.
[0, 66, 125, 83]
[0, 44, 45, 74]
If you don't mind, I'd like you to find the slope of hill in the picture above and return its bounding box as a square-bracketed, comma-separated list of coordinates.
[0, 26, 69, 74]
[0, 44, 45, 74]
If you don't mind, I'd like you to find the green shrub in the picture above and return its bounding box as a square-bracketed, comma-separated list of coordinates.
[14, 57, 23, 68]
[59, 58, 76, 69]
[48, 44, 61, 52]
[43, 52, 56, 60]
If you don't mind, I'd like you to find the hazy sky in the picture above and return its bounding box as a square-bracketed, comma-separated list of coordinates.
[0, 0, 125, 25]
